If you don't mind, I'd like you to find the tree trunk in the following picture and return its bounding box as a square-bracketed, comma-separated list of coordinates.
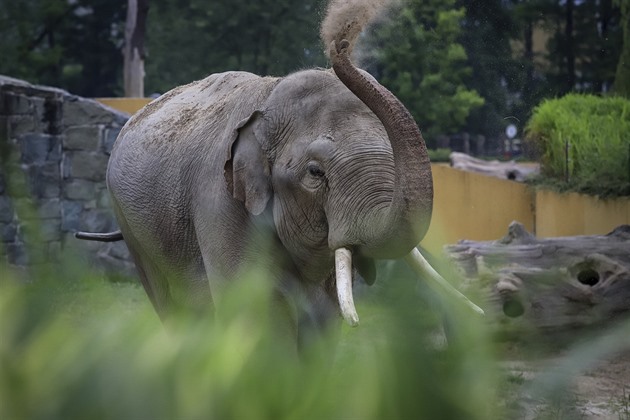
[565, 0, 575, 92]
[123, 0, 149, 98]
[446, 222, 630, 335]
[613, 0, 630, 97]
[523, 18, 535, 105]
[449, 152, 539, 182]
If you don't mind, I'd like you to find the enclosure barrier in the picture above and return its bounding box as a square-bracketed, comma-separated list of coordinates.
[422, 164, 630, 255]
[95, 98, 153, 115]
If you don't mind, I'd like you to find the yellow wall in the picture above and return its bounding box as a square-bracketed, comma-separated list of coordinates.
[422, 165, 535, 254]
[536, 190, 630, 237]
[95, 98, 153, 115]
[422, 165, 630, 254]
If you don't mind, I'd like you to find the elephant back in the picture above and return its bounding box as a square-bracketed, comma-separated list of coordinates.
[114, 72, 280, 156]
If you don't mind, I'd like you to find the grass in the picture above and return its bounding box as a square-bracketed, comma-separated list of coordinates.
[609, 386, 630, 420]
[2, 251, 630, 419]
[1, 256, 501, 420]
[525, 94, 630, 197]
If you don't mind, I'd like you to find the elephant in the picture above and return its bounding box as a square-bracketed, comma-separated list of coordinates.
[77, 40, 482, 345]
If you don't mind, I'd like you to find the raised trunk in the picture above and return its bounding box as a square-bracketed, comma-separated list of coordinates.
[330, 41, 433, 259]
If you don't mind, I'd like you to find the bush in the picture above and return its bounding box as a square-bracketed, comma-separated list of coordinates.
[0, 259, 500, 420]
[428, 148, 453, 163]
[2, 242, 630, 418]
[525, 94, 630, 196]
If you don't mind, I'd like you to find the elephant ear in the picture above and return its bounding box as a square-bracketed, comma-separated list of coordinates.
[224, 111, 272, 215]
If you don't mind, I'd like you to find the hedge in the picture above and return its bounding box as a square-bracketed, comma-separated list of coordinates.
[525, 94, 630, 196]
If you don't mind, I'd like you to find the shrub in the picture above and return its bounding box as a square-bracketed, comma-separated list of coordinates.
[0, 259, 500, 420]
[428, 148, 452, 163]
[2, 240, 630, 418]
[525, 94, 630, 196]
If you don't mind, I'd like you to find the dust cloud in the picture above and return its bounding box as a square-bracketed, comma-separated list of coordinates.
[320, 0, 397, 59]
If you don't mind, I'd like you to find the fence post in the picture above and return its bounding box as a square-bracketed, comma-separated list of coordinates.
[565, 139, 570, 183]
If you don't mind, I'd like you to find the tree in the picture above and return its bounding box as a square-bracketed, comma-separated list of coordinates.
[123, 0, 149, 97]
[144, 0, 327, 94]
[532, 0, 622, 95]
[613, 0, 630, 96]
[456, 0, 522, 141]
[0, 0, 126, 97]
[508, 0, 556, 129]
[360, 0, 484, 146]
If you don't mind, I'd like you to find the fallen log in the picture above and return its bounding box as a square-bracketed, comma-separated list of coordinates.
[449, 152, 539, 181]
[445, 222, 630, 333]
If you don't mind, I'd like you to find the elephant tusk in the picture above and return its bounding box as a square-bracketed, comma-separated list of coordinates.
[335, 247, 360, 327]
[404, 247, 485, 316]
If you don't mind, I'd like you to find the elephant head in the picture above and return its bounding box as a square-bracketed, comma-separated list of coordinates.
[222, 40, 482, 327]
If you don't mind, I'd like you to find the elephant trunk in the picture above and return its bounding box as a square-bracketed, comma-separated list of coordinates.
[330, 40, 433, 259]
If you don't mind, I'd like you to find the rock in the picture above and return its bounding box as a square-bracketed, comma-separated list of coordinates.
[80, 208, 114, 232]
[107, 240, 130, 260]
[37, 198, 61, 219]
[445, 222, 630, 334]
[63, 96, 128, 127]
[0, 75, 133, 273]
[0, 196, 14, 222]
[449, 152, 540, 182]
[97, 188, 111, 208]
[66, 151, 109, 181]
[62, 151, 109, 182]
[63, 125, 101, 150]
[63, 179, 97, 200]
[48, 240, 62, 262]
[6, 242, 28, 265]
[19, 133, 55, 163]
[1, 93, 31, 114]
[61, 200, 83, 232]
[9, 115, 37, 137]
[97, 252, 137, 280]
[0, 222, 17, 242]
[26, 162, 60, 198]
[102, 127, 122, 155]
[19, 219, 62, 242]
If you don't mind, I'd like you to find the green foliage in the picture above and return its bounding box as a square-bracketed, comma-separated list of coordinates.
[3, 254, 630, 419]
[0, 252, 502, 419]
[456, 0, 522, 140]
[0, 0, 126, 97]
[360, 0, 484, 146]
[538, 0, 623, 95]
[428, 148, 452, 162]
[613, 0, 630, 97]
[145, 0, 327, 94]
[525, 94, 630, 196]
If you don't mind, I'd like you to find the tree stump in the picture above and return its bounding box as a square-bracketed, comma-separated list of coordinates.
[445, 222, 630, 334]
[449, 152, 539, 181]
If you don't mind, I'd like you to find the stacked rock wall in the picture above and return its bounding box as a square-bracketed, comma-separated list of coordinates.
[0, 75, 135, 277]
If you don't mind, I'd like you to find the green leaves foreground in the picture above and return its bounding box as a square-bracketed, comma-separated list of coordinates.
[0, 261, 496, 420]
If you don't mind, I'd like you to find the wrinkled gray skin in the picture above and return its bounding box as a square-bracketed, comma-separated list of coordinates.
[106, 44, 433, 345]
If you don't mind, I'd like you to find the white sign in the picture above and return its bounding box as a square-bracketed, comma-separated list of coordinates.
[506, 124, 517, 139]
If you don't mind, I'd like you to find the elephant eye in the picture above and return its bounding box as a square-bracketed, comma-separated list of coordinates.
[307, 162, 325, 178]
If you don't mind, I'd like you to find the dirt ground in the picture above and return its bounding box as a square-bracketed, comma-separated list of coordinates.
[501, 348, 630, 419]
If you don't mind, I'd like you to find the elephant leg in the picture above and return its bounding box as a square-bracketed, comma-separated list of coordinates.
[127, 242, 213, 320]
[125, 241, 174, 321]
[115, 212, 212, 320]
[270, 289, 300, 354]
[297, 284, 341, 353]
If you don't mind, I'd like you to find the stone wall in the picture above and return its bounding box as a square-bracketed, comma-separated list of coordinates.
[0, 75, 135, 277]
